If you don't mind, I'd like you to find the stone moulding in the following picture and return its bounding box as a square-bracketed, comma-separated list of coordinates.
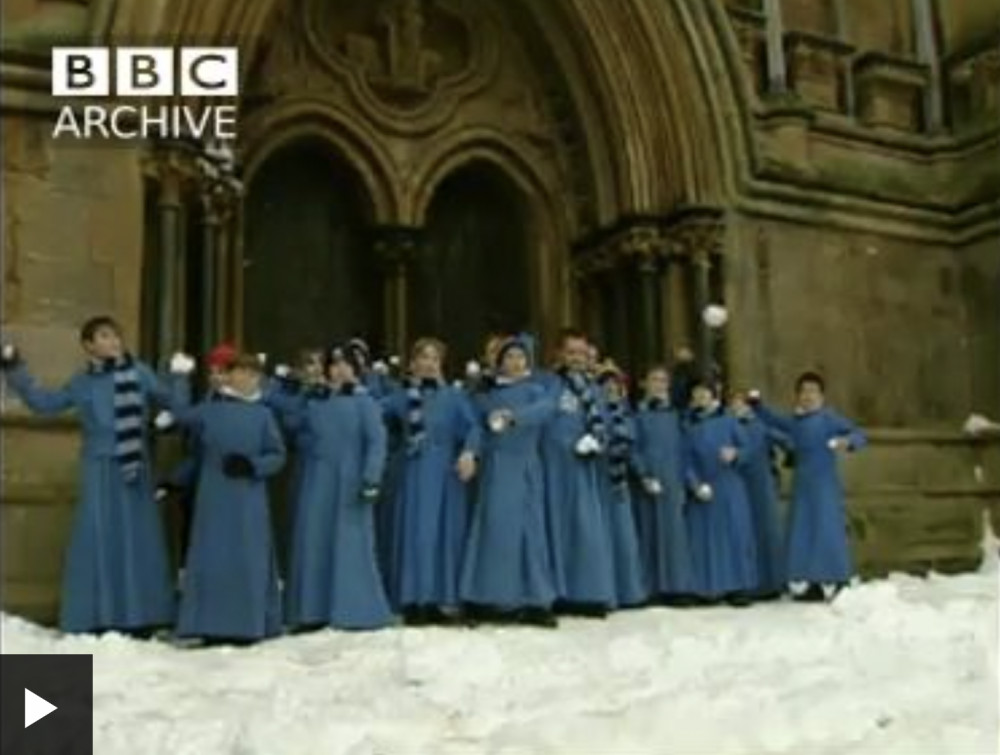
[853, 51, 930, 132]
[783, 30, 855, 114]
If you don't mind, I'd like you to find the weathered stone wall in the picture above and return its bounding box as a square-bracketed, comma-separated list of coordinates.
[1, 112, 145, 622]
[725, 215, 972, 429]
[963, 236, 1000, 418]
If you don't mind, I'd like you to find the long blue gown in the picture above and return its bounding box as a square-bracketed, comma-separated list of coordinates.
[734, 412, 788, 595]
[538, 371, 615, 607]
[599, 400, 649, 608]
[173, 393, 286, 640]
[383, 380, 481, 610]
[459, 377, 557, 610]
[685, 408, 759, 598]
[632, 399, 696, 597]
[285, 385, 393, 630]
[754, 403, 867, 584]
[4, 361, 188, 633]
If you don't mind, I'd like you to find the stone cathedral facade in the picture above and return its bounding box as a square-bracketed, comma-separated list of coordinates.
[1, 0, 998, 622]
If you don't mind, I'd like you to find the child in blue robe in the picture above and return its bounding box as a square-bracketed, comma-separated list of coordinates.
[459, 337, 559, 627]
[631, 365, 696, 604]
[285, 343, 393, 631]
[685, 380, 759, 606]
[0, 316, 192, 635]
[596, 364, 648, 609]
[172, 354, 286, 644]
[730, 390, 788, 599]
[538, 329, 615, 617]
[749, 372, 867, 602]
[156, 342, 237, 570]
[383, 338, 481, 624]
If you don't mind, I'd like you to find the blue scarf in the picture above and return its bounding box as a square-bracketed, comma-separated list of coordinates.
[606, 398, 634, 488]
[404, 377, 443, 456]
[559, 367, 605, 443]
[91, 354, 143, 482]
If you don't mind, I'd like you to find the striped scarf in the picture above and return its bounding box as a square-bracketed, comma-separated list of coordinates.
[403, 377, 442, 456]
[559, 368, 605, 443]
[92, 354, 144, 482]
[606, 398, 634, 488]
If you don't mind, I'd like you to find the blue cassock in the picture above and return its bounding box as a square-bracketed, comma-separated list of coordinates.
[537, 371, 615, 607]
[5, 361, 188, 633]
[735, 412, 788, 595]
[685, 408, 759, 598]
[173, 393, 286, 640]
[598, 401, 649, 608]
[284, 385, 393, 630]
[754, 403, 866, 584]
[631, 400, 695, 597]
[459, 377, 558, 609]
[383, 382, 481, 610]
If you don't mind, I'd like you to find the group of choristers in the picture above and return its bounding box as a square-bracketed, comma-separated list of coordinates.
[0, 317, 867, 645]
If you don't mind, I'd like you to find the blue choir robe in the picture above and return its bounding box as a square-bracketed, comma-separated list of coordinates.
[383, 382, 481, 610]
[685, 409, 759, 598]
[754, 403, 867, 584]
[631, 400, 695, 597]
[264, 378, 314, 543]
[538, 371, 615, 607]
[285, 386, 394, 630]
[4, 361, 188, 633]
[459, 377, 558, 609]
[599, 404, 649, 608]
[735, 412, 788, 595]
[172, 394, 286, 640]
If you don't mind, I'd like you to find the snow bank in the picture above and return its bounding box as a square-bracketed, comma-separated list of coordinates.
[3, 565, 997, 755]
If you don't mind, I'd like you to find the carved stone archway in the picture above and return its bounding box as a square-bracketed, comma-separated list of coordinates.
[131, 0, 746, 367]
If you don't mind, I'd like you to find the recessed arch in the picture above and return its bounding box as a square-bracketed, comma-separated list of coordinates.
[239, 102, 401, 224]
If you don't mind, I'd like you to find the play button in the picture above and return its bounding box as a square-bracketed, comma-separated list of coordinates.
[25, 687, 58, 728]
[0, 653, 93, 753]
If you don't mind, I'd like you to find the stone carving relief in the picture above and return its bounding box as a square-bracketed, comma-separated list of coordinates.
[245, 0, 497, 131]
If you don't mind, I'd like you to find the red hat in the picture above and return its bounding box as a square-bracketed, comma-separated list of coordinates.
[205, 343, 237, 370]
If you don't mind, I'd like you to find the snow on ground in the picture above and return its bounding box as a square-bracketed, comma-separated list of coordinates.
[3, 559, 998, 755]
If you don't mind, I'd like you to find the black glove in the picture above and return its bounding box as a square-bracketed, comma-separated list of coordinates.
[223, 453, 255, 479]
[360, 484, 380, 503]
[0, 344, 22, 370]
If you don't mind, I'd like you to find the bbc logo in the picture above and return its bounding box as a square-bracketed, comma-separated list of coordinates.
[52, 47, 239, 97]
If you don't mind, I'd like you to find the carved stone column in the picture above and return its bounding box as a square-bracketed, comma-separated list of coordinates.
[373, 226, 421, 357]
[617, 223, 667, 371]
[664, 207, 725, 378]
[145, 144, 197, 367]
[197, 176, 241, 352]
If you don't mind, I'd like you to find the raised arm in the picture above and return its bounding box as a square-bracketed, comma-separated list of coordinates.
[138, 361, 191, 413]
[3, 365, 76, 416]
[750, 397, 796, 435]
[828, 410, 867, 451]
[509, 388, 556, 428]
[361, 397, 388, 486]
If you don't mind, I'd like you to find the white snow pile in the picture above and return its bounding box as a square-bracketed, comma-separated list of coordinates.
[3, 557, 998, 755]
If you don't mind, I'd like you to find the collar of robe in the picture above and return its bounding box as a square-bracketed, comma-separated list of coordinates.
[641, 396, 671, 412]
[219, 385, 262, 403]
[794, 405, 822, 418]
[88, 353, 133, 373]
[407, 376, 444, 391]
[692, 402, 722, 421]
[495, 372, 531, 386]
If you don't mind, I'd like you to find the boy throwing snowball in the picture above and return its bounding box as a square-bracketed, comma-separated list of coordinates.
[1, 316, 193, 634]
[749, 372, 866, 602]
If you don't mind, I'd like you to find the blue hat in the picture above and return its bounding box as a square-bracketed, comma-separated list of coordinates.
[494, 335, 531, 370]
